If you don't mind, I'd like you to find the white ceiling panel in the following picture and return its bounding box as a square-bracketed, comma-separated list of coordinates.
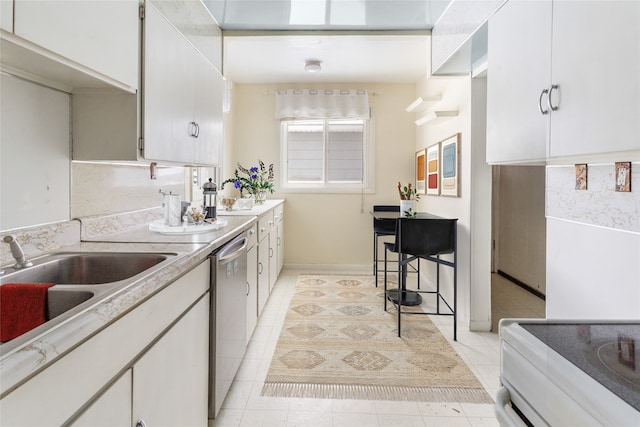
[223, 34, 431, 83]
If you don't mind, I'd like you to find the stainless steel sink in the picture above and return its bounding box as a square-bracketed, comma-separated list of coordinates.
[1, 252, 170, 285]
[0, 251, 176, 350]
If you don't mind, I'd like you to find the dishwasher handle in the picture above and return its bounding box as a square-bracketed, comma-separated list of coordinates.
[217, 236, 248, 265]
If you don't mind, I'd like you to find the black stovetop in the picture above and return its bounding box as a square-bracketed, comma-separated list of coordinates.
[521, 322, 640, 411]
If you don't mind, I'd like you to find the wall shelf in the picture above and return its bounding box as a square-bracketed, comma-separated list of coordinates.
[405, 95, 442, 113]
[415, 110, 458, 126]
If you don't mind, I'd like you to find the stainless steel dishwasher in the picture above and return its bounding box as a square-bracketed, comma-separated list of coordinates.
[208, 232, 248, 419]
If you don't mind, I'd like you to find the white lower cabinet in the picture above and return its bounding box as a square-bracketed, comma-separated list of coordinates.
[268, 232, 278, 293]
[1, 0, 12, 32]
[132, 295, 209, 427]
[276, 208, 284, 277]
[73, 370, 132, 427]
[257, 235, 270, 316]
[246, 242, 258, 339]
[0, 260, 210, 426]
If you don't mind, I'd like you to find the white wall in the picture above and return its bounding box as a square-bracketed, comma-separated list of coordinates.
[546, 163, 640, 319]
[0, 74, 70, 230]
[0, 75, 188, 233]
[413, 75, 493, 331]
[226, 82, 416, 267]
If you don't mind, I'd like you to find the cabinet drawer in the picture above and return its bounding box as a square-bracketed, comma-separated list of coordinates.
[274, 204, 284, 224]
[246, 222, 258, 249]
[258, 210, 274, 242]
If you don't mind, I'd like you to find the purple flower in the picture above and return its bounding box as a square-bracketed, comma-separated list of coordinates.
[234, 180, 241, 189]
[251, 173, 258, 180]
[250, 167, 259, 173]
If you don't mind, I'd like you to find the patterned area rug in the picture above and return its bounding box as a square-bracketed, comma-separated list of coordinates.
[261, 275, 493, 403]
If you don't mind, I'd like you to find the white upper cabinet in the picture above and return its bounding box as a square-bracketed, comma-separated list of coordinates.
[486, 0, 551, 164]
[487, 0, 640, 164]
[72, 0, 223, 166]
[549, 1, 640, 158]
[143, 2, 221, 165]
[150, 0, 222, 72]
[4, 0, 138, 92]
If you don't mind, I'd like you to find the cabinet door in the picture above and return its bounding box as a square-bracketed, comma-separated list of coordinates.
[143, 1, 195, 164]
[486, 0, 552, 164]
[247, 244, 258, 339]
[257, 239, 269, 316]
[132, 295, 209, 427]
[268, 232, 278, 292]
[72, 370, 132, 427]
[13, 0, 138, 89]
[277, 219, 284, 276]
[549, 1, 640, 158]
[192, 60, 223, 166]
[1, 0, 12, 31]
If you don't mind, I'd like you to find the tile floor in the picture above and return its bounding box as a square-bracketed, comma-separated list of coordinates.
[211, 269, 545, 427]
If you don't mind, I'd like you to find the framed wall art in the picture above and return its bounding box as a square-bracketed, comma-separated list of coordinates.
[615, 162, 631, 192]
[440, 133, 460, 197]
[415, 149, 426, 194]
[426, 143, 440, 195]
[575, 164, 588, 190]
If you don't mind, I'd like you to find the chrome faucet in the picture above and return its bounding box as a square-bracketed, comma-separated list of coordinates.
[3, 235, 33, 269]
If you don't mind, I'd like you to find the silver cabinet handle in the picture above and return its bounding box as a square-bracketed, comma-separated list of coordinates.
[194, 122, 200, 138]
[136, 421, 146, 427]
[538, 88, 549, 115]
[258, 262, 263, 274]
[269, 247, 273, 258]
[277, 237, 281, 246]
[246, 281, 250, 296]
[249, 229, 255, 235]
[547, 84, 559, 111]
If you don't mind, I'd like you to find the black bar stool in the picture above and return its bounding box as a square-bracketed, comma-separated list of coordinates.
[383, 217, 458, 340]
[372, 205, 399, 287]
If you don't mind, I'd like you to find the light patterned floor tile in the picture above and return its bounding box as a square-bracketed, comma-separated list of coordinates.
[212, 269, 546, 426]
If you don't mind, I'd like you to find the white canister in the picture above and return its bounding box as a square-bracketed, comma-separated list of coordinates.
[164, 194, 182, 226]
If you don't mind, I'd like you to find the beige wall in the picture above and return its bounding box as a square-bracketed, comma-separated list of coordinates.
[494, 165, 546, 295]
[225, 83, 417, 267]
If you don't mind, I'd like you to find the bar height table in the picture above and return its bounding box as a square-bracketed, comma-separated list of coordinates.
[370, 211, 459, 340]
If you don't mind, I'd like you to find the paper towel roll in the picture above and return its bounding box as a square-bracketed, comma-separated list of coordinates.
[165, 194, 182, 226]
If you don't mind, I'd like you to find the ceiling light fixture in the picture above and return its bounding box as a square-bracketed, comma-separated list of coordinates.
[304, 60, 322, 73]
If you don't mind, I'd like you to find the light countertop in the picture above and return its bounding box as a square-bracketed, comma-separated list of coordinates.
[0, 213, 258, 396]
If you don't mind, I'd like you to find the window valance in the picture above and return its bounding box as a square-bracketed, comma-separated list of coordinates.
[275, 89, 370, 120]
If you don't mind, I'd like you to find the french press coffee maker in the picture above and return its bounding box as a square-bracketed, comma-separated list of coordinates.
[202, 178, 217, 220]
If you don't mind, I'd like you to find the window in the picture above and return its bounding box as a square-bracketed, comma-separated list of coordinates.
[281, 118, 374, 193]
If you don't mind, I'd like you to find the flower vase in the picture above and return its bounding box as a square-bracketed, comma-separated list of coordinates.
[253, 190, 267, 205]
[400, 199, 415, 217]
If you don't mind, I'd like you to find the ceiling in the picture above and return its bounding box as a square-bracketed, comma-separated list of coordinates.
[203, 0, 451, 84]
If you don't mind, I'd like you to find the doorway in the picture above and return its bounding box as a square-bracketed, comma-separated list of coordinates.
[491, 165, 546, 331]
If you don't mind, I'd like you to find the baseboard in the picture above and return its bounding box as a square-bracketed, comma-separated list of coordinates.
[283, 263, 371, 274]
[497, 270, 546, 301]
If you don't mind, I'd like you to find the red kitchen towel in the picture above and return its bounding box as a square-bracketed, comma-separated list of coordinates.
[1, 283, 55, 342]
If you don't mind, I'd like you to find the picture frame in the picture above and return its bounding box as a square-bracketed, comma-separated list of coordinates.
[415, 149, 426, 194]
[440, 133, 460, 197]
[575, 164, 588, 190]
[617, 334, 636, 370]
[426, 143, 440, 195]
[615, 162, 632, 192]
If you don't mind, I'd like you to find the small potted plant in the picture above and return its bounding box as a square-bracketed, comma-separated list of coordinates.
[397, 182, 420, 217]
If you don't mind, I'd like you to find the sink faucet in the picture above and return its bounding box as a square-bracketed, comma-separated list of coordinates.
[3, 235, 33, 269]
